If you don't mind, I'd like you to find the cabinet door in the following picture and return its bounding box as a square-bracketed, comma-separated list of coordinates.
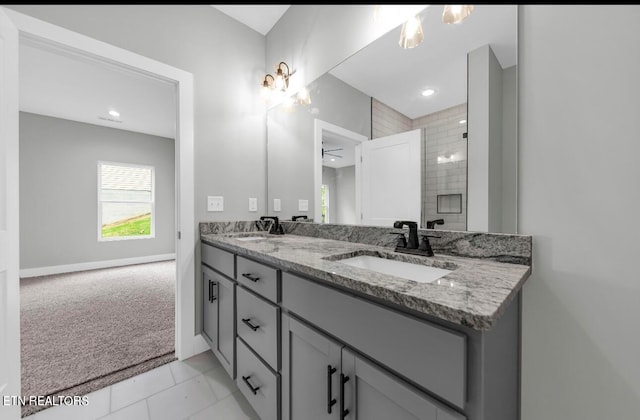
[202, 265, 218, 347]
[217, 274, 236, 379]
[282, 314, 343, 420]
[341, 348, 465, 420]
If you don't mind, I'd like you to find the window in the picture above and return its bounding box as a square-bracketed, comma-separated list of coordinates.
[98, 162, 155, 240]
[321, 184, 330, 223]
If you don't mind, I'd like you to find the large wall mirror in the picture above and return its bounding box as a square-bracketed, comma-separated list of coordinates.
[267, 5, 517, 233]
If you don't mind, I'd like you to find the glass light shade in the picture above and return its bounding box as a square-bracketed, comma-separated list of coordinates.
[296, 87, 311, 105]
[399, 15, 424, 49]
[260, 75, 274, 101]
[274, 69, 286, 91]
[261, 85, 271, 101]
[442, 5, 474, 24]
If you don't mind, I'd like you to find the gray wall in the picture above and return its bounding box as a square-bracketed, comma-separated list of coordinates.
[467, 44, 504, 233]
[19, 112, 175, 269]
[267, 72, 370, 218]
[502, 65, 517, 234]
[519, 5, 640, 419]
[334, 166, 356, 225]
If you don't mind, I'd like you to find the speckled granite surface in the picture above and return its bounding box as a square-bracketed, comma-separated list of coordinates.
[281, 221, 532, 265]
[200, 226, 532, 331]
[199, 220, 272, 235]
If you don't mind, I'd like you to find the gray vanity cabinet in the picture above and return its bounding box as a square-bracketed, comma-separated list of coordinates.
[201, 245, 236, 379]
[282, 314, 464, 420]
[341, 349, 464, 420]
[281, 314, 343, 420]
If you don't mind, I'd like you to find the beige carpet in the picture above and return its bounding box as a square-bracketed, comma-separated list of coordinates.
[20, 260, 176, 417]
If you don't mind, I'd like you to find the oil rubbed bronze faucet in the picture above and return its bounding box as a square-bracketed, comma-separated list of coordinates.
[260, 216, 284, 235]
[392, 220, 439, 257]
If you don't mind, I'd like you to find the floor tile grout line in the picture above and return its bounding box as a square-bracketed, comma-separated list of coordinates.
[108, 364, 179, 415]
[168, 360, 177, 385]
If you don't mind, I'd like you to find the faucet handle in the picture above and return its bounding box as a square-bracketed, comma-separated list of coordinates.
[418, 235, 436, 256]
[389, 232, 407, 248]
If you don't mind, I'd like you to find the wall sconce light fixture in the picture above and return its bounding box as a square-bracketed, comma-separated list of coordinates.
[398, 14, 424, 49]
[261, 61, 312, 106]
[261, 74, 274, 101]
[442, 5, 474, 24]
[261, 61, 294, 103]
[274, 62, 290, 92]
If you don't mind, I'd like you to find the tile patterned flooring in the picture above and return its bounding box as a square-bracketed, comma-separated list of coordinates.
[24, 351, 259, 420]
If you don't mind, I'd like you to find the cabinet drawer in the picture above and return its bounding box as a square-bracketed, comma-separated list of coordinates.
[282, 272, 467, 409]
[237, 286, 280, 370]
[201, 243, 234, 278]
[236, 256, 279, 302]
[236, 338, 280, 420]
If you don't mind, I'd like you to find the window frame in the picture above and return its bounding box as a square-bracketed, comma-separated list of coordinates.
[97, 161, 156, 242]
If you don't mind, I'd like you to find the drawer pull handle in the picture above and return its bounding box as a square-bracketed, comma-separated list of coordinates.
[208, 280, 217, 302]
[327, 365, 337, 414]
[242, 273, 261, 282]
[340, 373, 350, 419]
[242, 375, 260, 395]
[242, 318, 260, 331]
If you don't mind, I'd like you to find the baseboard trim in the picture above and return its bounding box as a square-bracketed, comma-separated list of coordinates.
[20, 253, 176, 278]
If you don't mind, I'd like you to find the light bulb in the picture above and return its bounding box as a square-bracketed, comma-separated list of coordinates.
[399, 15, 424, 49]
[442, 5, 474, 24]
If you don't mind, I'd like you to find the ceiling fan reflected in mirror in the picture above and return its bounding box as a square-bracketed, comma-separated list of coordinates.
[322, 147, 343, 159]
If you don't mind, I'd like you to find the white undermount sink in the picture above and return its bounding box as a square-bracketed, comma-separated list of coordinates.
[235, 236, 267, 241]
[337, 255, 452, 284]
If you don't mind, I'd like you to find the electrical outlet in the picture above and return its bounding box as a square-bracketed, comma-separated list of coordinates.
[207, 196, 223, 212]
[298, 199, 309, 212]
[273, 198, 281, 212]
[249, 197, 258, 212]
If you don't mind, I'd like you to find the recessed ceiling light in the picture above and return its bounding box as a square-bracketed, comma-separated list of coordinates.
[459, 119, 467, 124]
[108, 110, 120, 118]
[421, 89, 435, 97]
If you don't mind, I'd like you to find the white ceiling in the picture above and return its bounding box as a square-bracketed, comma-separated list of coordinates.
[329, 5, 517, 119]
[211, 5, 290, 35]
[19, 39, 176, 139]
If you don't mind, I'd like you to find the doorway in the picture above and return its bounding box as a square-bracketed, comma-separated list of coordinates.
[1, 8, 197, 418]
[313, 119, 367, 224]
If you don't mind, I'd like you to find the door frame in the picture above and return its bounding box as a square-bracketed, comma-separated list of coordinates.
[2, 7, 200, 369]
[313, 119, 368, 223]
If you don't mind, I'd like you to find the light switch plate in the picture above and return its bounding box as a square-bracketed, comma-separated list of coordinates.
[298, 199, 309, 212]
[249, 197, 258, 212]
[273, 198, 281, 212]
[207, 196, 224, 212]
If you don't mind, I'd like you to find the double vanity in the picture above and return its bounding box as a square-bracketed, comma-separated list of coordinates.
[199, 221, 532, 420]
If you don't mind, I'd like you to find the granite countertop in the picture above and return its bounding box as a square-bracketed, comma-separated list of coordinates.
[201, 231, 531, 331]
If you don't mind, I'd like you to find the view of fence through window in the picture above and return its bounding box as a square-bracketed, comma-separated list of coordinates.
[99, 162, 154, 239]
